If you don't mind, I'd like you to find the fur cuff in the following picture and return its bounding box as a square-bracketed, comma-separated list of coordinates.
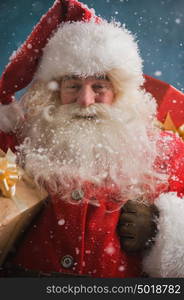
[142, 192, 184, 277]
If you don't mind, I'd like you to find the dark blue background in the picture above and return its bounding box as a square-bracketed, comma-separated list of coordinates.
[0, 0, 184, 96]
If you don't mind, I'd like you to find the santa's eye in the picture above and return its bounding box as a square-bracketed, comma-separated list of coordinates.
[65, 84, 80, 91]
[68, 85, 79, 88]
[94, 85, 104, 89]
[93, 84, 107, 92]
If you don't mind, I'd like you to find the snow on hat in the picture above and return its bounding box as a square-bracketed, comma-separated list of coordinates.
[0, 0, 97, 104]
[35, 20, 143, 96]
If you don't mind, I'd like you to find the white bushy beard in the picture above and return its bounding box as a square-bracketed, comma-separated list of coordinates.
[16, 87, 168, 207]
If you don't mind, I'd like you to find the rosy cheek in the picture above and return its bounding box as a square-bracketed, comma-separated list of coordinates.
[60, 92, 72, 104]
[104, 92, 114, 104]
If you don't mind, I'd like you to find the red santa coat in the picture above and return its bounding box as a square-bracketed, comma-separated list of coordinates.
[1, 130, 184, 278]
[10, 184, 142, 278]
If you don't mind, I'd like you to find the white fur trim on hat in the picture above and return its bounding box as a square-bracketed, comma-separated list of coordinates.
[35, 20, 144, 91]
[142, 192, 184, 277]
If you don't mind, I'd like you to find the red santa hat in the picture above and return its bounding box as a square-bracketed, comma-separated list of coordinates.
[0, 0, 143, 104]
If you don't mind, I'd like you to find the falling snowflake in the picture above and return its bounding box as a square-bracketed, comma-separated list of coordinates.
[104, 243, 115, 255]
[75, 248, 80, 255]
[27, 43, 32, 49]
[47, 80, 60, 91]
[154, 70, 162, 77]
[175, 18, 181, 24]
[118, 265, 125, 272]
[58, 219, 65, 226]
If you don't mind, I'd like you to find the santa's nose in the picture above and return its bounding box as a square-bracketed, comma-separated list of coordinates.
[77, 86, 95, 107]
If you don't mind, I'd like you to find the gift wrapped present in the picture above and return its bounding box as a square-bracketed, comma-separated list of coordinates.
[0, 149, 47, 265]
[144, 75, 184, 128]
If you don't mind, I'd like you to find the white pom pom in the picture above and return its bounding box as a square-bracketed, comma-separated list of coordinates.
[47, 81, 60, 91]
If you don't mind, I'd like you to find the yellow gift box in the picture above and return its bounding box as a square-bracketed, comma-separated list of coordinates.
[0, 149, 47, 265]
[156, 112, 184, 140]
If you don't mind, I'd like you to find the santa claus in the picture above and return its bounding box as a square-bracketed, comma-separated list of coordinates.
[0, 0, 184, 278]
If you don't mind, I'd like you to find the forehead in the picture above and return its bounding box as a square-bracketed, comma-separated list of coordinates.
[62, 75, 110, 82]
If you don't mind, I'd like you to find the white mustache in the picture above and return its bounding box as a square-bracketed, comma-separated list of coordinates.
[67, 103, 111, 119]
[42, 102, 123, 124]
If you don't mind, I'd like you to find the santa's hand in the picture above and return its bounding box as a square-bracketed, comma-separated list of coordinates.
[118, 200, 159, 252]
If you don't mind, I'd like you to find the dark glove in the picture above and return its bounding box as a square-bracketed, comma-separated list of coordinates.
[117, 200, 159, 253]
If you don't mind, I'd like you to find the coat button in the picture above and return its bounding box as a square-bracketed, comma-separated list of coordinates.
[61, 255, 74, 269]
[71, 189, 84, 201]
